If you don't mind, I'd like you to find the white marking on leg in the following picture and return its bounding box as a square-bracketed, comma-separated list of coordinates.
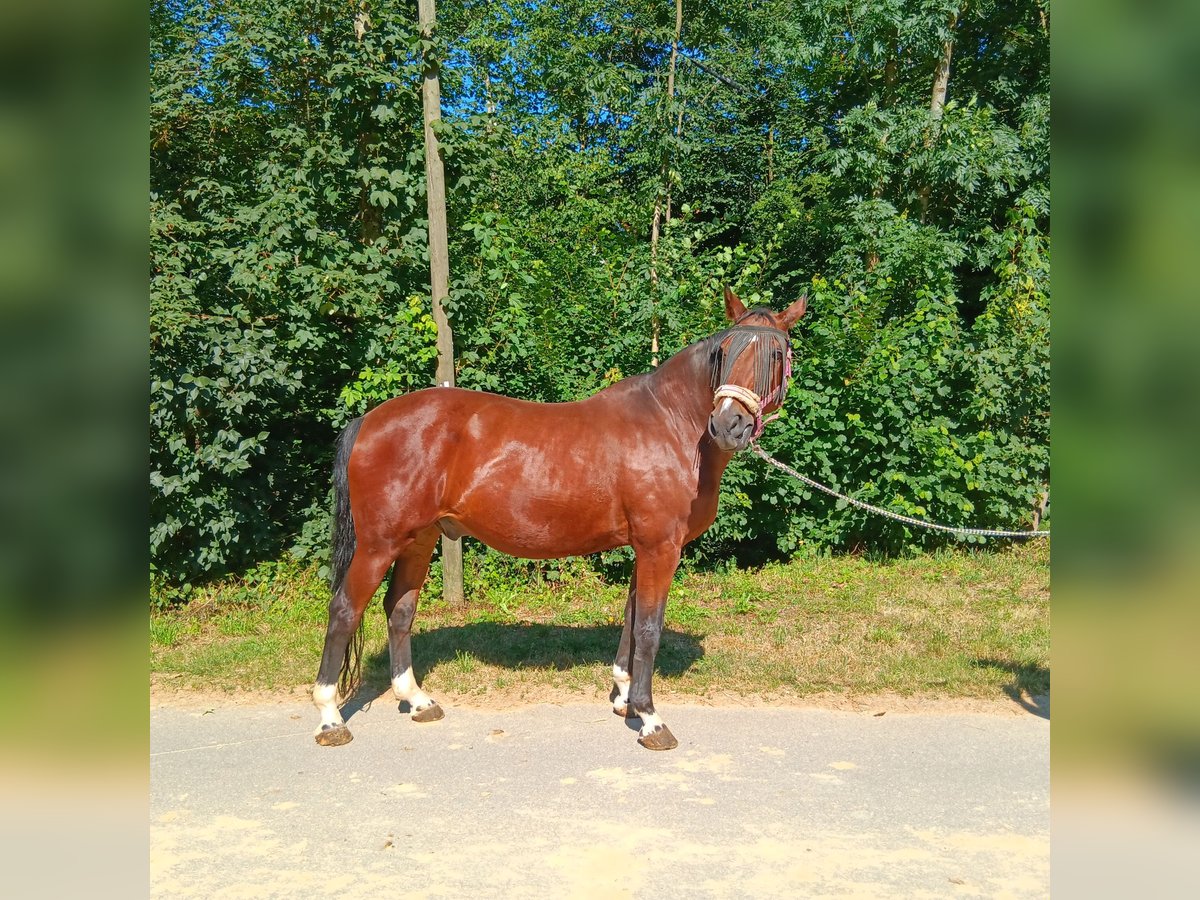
[638, 711, 664, 736]
[392, 665, 435, 711]
[612, 664, 631, 713]
[312, 682, 343, 732]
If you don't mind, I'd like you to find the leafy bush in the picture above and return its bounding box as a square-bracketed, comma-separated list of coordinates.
[151, 0, 1049, 595]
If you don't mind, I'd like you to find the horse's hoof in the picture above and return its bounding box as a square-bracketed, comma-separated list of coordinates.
[612, 703, 629, 717]
[315, 724, 353, 746]
[638, 725, 678, 751]
[411, 702, 444, 723]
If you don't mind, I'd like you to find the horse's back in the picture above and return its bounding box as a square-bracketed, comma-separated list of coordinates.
[359, 384, 641, 449]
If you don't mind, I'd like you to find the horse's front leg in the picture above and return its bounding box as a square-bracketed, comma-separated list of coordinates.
[628, 543, 682, 751]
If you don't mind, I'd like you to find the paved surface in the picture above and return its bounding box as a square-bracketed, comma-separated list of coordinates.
[151, 697, 1049, 898]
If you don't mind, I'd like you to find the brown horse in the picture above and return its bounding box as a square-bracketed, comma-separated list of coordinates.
[313, 288, 807, 750]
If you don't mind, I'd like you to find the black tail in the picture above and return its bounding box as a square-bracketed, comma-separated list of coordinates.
[330, 416, 365, 697]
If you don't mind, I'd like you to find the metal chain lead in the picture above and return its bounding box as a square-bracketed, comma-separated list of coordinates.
[749, 444, 1049, 539]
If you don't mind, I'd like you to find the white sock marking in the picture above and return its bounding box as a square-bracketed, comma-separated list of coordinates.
[638, 712, 664, 736]
[612, 664, 630, 698]
[612, 664, 631, 711]
[312, 682, 343, 732]
[392, 666, 434, 710]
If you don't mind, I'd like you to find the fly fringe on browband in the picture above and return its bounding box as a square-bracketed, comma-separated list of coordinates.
[709, 325, 790, 403]
[709, 325, 793, 440]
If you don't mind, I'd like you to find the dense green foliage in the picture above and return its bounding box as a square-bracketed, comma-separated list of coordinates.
[151, 0, 1049, 589]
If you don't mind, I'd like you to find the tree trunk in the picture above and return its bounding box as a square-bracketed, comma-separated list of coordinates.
[765, 125, 775, 185]
[483, 67, 495, 117]
[353, 3, 369, 42]
[919, 9, 959, 223]
[927, 12, 957, 140]
[649, 0, 683, 368]
[418, 0, 464, 605]
[865, 37, 898, 273]
[358, 129, 382, 245]
[1031, 489, 1049, 531]
[352, 5, 381, 245]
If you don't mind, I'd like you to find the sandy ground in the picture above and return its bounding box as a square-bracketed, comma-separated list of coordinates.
[150, 675, 1048, 718]
[151, 687, 1049, 898]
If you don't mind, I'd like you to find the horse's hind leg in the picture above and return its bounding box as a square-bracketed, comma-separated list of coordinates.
[383, 528, 443, 722]
[312, 547, 393, 746]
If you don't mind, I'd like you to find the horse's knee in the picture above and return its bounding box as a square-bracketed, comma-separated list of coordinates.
[325, 591, 360, 634]
[635, 615, 662, 644]
[385, 598, 417, 635]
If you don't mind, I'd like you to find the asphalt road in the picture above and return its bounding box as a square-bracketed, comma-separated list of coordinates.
[151, 695, 1049, 898]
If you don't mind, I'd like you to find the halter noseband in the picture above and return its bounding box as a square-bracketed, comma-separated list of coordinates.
[711, 324, 794, 440]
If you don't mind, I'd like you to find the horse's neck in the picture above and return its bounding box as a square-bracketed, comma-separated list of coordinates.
[644, 342, 734, 487]
[645, 340, 715, 438]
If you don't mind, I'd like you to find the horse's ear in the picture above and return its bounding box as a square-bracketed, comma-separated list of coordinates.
[724, 286, 747, 322]
[778, 294, 808, 329]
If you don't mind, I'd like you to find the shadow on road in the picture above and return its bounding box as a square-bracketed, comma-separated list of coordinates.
[973, 658, 1050, 719]
[337, 622, 704, 721]
[413, 622, 702, 678]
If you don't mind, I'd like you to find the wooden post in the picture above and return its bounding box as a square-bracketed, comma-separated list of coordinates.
[648, 0, 684, 368]
[419, 0, 464, 605]
[1032, 490, 1049, 532]
[919, 8, 959, 224]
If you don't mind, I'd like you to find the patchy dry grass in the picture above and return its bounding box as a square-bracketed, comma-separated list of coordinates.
[151, 543, 1048, 705]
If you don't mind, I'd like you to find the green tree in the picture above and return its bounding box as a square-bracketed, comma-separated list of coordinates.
[151, 0, 1050, 592]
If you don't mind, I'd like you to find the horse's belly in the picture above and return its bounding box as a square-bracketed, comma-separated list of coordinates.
[445, 494, 627, 559]
[444, 430, 631, 558]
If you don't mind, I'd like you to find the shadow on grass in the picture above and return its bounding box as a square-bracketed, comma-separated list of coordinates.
[342, 622, 703, 712]
[974, 658, 1050, 719]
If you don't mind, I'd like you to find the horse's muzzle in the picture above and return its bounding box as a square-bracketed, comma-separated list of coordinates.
[708, 410, 754, 452]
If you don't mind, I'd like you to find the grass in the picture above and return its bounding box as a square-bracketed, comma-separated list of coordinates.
[150, 542, 1049, 705]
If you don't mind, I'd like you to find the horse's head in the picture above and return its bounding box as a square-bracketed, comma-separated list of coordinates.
[707, 287, 808, 452]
